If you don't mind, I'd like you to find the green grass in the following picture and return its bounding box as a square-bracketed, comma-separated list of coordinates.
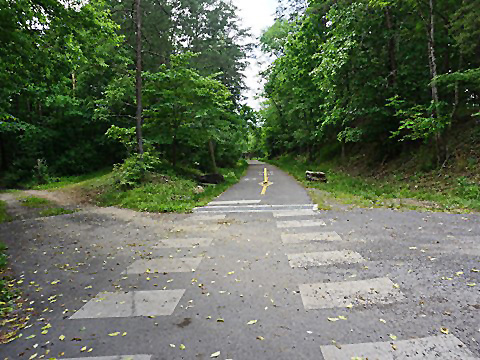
[38, 207, 77, 217]
[0, 201, 11, 223]
[19, 196, 52, 208]
[32, 169, 111, 190]
[98, 161, 248, 212]
[269, 155, 480, 212]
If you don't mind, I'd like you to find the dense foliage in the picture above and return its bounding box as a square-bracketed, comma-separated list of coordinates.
[0, 0, 251, 186]
[260, 0, 480, 166]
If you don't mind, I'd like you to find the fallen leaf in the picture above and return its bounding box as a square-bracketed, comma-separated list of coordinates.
[210, 351, 220, 358]
[108, 332, 120, 337]
[179, 344, 186, 350]
[257, 336, 265, 340]
[247, 320, 257, 325]
[59, 335, 65, 341]
[328, 317, 339, 322]
[379, 319, 387, 323]
[440, 327, 449, 335]
[467, 283, 476, 287]
[338, 316, 347, 320]
[389, 334, 397, 340]
[169, 344, 175, 348]
[81, 346, 87, 352]
[217, 318, 224, 322]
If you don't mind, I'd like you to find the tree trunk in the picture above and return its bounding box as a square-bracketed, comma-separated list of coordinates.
[385, 6, 397, 87]
[427, 0, 440, 109]
[135, 0, 144, 155]
[208, 139, 218, 174]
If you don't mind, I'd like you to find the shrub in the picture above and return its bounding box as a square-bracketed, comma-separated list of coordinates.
[112, 152, 164, 189]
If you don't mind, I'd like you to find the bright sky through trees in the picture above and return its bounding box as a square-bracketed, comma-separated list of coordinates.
[232, 0, 277, 109]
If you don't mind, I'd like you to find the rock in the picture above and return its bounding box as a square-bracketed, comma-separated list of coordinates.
[194, 186, 205, 194]
[198, 173, 225, 184]
[306, 171, 327, 182]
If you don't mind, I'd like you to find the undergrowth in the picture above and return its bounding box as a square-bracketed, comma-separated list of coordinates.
[269, 155, 480, 212]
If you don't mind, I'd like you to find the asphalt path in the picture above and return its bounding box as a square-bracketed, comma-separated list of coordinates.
[1, 161, 479, 360]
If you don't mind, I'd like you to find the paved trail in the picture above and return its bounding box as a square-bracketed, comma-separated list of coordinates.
[1, 161, 479, 359]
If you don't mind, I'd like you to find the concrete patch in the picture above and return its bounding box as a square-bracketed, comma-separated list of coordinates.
[300, 277, 404, 309]
[320, 334, 478, 360]
[287, 250, 365, 268]
[273, 210, 316, 218]
[62, 356, 152, 360]
[70, 290, 185, 319]
[125, 258, 202, 274]
[281, 232, 342, 244]
[208, 200, 261, 205]
[154, 238, 213, 248]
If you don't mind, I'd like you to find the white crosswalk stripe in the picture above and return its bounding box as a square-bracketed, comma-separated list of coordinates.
[320, 334, 478, 360]
[124, 257, 202, 274]
[287, 250, 365, 268]
[299, 277, 405, 309]
[281, 231, 342, 243]
[273, 210, 317, 217]
[277, 219, 326, 228]
[208, 200, 261, 205]
[62, 356, 152, 360]
[70, 290, 185, 319]
[189, 214, 226, 221]
[154, 237, 213, 248]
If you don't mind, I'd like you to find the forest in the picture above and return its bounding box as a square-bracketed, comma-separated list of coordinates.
[1, 0, 479, 211]
[258, 0, 480, 170]
[0, 0, 254, 189]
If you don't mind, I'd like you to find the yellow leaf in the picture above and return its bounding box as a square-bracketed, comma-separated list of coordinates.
[122, 332, 127, 336]
[389, 334, 397, 340]
[257, 336, 265, 340]
[467, 283, 476, 287]
[81, 346, 87, 352]
[179, 344, 186, 350]
[217, 318, 224, 322]
[59, 335, 65, 341]
[247, 320, 258, 325]
[379, 319, 387, 323]
[338, 316, 347, 320]
[346, 303, 353, 309]
[210, 351, 220, 358]
[108, 332, 120, 337]
[440, 327, 449, 335]
[393, 283, 400, 289]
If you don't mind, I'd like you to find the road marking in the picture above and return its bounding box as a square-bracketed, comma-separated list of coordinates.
[70, 290, 185, 319]
[125, 258, 202, 274]
[260, 168, 273, 195]
[208, 200, 261, 205]
[320, 335, 478, 360]
[273, 210, 316, 217]
[194, 204, 316, 213]
[299, 277, 404, 309]
[281, 232, 342, 243]
[154, 237, 213, 248]
[63, 356, 152, 360]
[276, 219, 326, 228]
[189, 214, 226, 221]
[287, 250, 365, 268]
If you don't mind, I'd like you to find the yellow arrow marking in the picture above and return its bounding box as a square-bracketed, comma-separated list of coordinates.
[260, 168, 273, 195]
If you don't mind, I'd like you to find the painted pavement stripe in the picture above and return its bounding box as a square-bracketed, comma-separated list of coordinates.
[287, 250, 365, 268]
[70, 290, 185, 319]
[125, 258, 202, 274]
[281, 232, 342, 244]
[189, 214, 226, 221]
[154, 238, 213, 248]
[194, 204, 316, 212]
[320, 334, 478, 360]
[276, 219, 326, 228]
[208, 200, 261, 205]
[62, 356, 152, 360]
[273, 210, 317, 218]
[299, 277, 405, 310]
